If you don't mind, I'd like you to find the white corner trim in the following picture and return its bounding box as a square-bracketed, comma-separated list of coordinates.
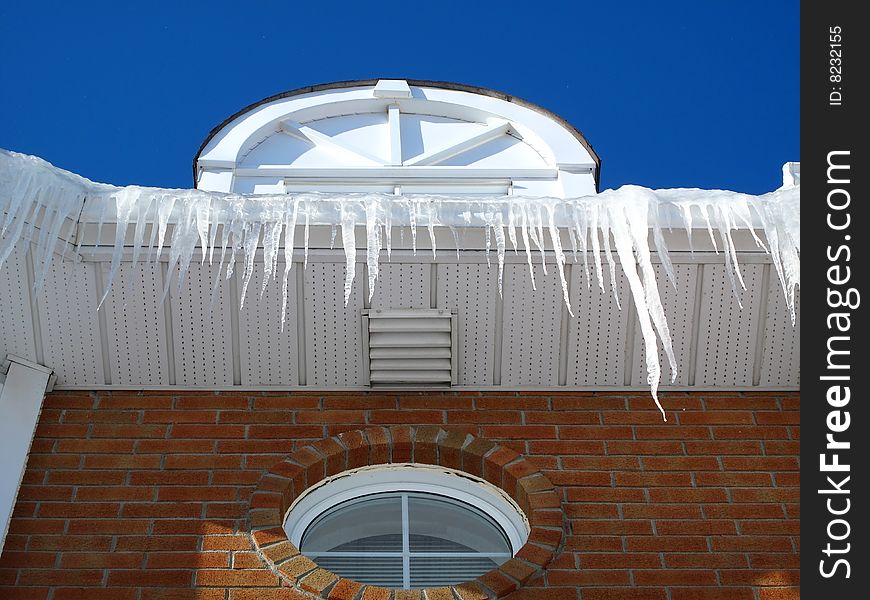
[0, 356, 54, 552]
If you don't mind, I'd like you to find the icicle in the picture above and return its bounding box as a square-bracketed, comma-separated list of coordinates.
[588, 206, 605, 293]
[507, 203, 518, 254]
[365, 195, 381, 302]
[519, 204, 536, 290]
[303, 199, 311, 269]
[573, 205, 591, 289]
[651, 202, 677, 290]
[99, 187, 138, 308]
[340, 205, 356, 306]
[493, 211, 506, 297]
[279, 199, 299, 330]
[598, 209, 621, 309]
[426, 201, 437, 260]
[408, 200, 417, 255]
[261, 216, 283, 297]
[329, 224, 337, 250]
[384, 199, 393, 262]
[238, 221, 262, 308]
[484, 221, 492, 268]
[545, 202, 573, 316]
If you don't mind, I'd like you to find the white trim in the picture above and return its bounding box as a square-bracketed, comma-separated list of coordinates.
[283, 463, 530, 554]
[404, 120, 513, 166]
[279, 120, 385, 166]
[0, 356, 53, 552]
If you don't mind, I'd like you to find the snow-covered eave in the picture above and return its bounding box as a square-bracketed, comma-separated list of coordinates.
[1, 149, 800, 417]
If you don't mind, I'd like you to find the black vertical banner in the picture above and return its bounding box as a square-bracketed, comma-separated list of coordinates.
[802, 2, 867, 597]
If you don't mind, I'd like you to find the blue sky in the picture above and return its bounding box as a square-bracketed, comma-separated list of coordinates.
[0, 1, 798, 194]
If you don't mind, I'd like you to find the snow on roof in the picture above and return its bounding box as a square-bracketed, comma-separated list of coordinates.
[0, 149, 799, 415]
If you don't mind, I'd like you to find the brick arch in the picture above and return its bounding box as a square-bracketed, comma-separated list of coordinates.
[247, 425, 562, 599]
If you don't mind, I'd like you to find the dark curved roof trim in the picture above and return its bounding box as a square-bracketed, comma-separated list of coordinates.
[192, 79, 601, 191]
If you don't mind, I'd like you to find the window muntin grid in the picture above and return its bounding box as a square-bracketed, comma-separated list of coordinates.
[300, 491, 512, 588]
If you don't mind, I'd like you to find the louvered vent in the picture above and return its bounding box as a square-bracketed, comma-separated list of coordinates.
[363, 309, 457, 386]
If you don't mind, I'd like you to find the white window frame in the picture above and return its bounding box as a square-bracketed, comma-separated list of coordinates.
[283, 463, 530, 587]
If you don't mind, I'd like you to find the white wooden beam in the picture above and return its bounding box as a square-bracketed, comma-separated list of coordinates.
[404, 120, 513, 166]
[388, 104, 402, 166]
[196, 158, 237, 170]
[234, 167, 558, 179]
[0, 356, 53, 552]
[279, 120, 384, 166]
[374, 79, 411, 99]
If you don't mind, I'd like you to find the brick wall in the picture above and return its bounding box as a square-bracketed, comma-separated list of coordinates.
[0, 391, 800, 600]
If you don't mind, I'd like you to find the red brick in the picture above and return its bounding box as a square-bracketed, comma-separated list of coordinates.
[703, 504, 785, 519]
[37, 503, 120, 518]
[559, 426, 633, 439]
[255, 395, 322, 409]
[27, 536, 112, 552]
[655, 519, 737, 535]
[665, 552, 748, 568]
[121, 503, 203, 518]
[606, 441, 683, 455]
[649, 488, 728, 503]
[62, 409, 139, 423]
[635, 426, 710, 439]
[84, 454, 161, 469]
[757, 590, 801, 600]
[98, 394, 173, 409]
[582, 589, 668, 600]
[561, 456, 639, 470]
[615, 472, 692, 487]
[580, 553, 662, 569]
[248, 425, 323, 439]
[601, 411, 670, 424]
[91, 424, 167, 438]
[722, 456, 799, 470]
[684, 440, 763, 455]
[401, 396, 472, 409]
[54, 589, 138, 600]
[66, 519, 150, 535]
[713, 426, 789, 439]
[621, 504, 702, 519]
[18, 569, 104, 586]
[566, 487, 646, 503]
[670, 589, 755, 600]
[176, 394, 251, 409]
[643, 456, 721, 470]
[164, 455, 242, 469]
[75, 486, 154, 501]
[711, 536, 794, 552]
[136, 439, 215, 453]
[482, 425, 557, 439]
[695, 472, 772, 486]
[59, 552, 144, 568]
[46, 470, 126, 485]
[731, 488, 799, 503]
[679, 411, 754, 424]
[634, 570, 718, 585]
[115, 536, 199, 551]
[626, 536, 709, 552]
[108, 569, 194, 586]
[764, 440, 800, 454]
[171, 424, 245, 438]
[143, 410, 218, 423]
[479, 396, 549, 410]
[147, 552, 230, 569]
[57, 439, 135, 454]
[296, 410, 366, 423]
[371, 410, 443, 424]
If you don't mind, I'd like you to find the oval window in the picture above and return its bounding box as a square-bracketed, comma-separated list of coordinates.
[283, 465, 529, 589]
